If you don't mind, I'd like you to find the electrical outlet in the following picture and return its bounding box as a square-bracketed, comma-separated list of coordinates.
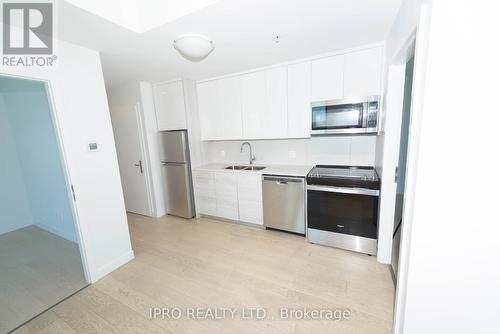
[220, 150, 226, 158]
[288, 150, 297, 159]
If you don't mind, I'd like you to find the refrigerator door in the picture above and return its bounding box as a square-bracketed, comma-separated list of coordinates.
[161, 162, 194, 218]
[159, 130, 188, 163]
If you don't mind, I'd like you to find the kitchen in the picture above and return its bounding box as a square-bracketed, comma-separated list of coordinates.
[109, 43, 386, 254]
[4, 1, 498, 333]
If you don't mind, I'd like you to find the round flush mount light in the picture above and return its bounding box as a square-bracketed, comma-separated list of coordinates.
[173, 34, 214, 61]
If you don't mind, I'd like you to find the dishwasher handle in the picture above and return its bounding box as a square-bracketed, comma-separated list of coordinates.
[263, 176, 304, 184]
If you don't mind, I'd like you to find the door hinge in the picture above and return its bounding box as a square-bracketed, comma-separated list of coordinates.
[394, 166, 399, 183]
[71, 184, 76, 201]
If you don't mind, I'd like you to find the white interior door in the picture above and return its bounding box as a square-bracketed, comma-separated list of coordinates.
[110, 103, 152, 216]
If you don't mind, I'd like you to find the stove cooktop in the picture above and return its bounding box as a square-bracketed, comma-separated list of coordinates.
[307, 165, 380, 189]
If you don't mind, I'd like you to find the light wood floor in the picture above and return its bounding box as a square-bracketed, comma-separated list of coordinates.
[13, 214, 395, 334]
[0, 226, 87, 334]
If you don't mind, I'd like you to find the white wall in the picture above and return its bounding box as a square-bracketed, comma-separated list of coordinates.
[203, 136, 377, 166]
[0, 95, 33, 235]
[375, 0, 427, 264]
[1, 39, 134, 283]
[182, 79, 205, 168]
[397, 1, 500, 333]
[139, 82, 166, 216]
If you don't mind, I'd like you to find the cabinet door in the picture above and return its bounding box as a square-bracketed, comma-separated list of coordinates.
[215, 173, 239, 220]
[154, 81, 187, 130]
[311, 55, 344, 102]
[193, 171, 216, 216]
[265, 67, 288, 138]
[197, 77, 243, 140]
[344, 47, 383, 98]
[241, 71, 267, 139]
[197, 81, 218, 140]
[287, 61, 311, 138]
[241, 67, 287, 139]
[214, 77, 243, 140]
[237, 174, 263, 225]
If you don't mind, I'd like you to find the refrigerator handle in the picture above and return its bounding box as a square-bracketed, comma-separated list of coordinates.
[161, 161, 187, 166]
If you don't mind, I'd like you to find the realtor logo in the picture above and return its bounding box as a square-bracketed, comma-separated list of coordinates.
[2, 2, 53, 54]
[1, 1, 57, 67]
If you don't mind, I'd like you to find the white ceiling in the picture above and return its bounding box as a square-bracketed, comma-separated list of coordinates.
[63, 0, 223, 33]
[57, 0, 402, 88]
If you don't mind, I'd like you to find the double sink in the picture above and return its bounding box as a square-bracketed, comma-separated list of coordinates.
[225, 165, 266, 171]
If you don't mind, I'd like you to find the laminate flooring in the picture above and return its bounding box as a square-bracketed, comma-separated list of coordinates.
[13, 214, 394, 334]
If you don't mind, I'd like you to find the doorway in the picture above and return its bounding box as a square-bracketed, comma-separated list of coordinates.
[391, 55, 415, 281]
[0, 76, 88, 333]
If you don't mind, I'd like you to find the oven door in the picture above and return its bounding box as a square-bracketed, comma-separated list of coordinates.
[307, 185, 379, 239]
[311, 101, 367, 135]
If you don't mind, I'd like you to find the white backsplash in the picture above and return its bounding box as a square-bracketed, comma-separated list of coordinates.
[202, 136, 377, 166]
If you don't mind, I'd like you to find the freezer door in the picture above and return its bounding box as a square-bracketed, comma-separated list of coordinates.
[161, 162, 194, 218]
[159, 130, 188, 163]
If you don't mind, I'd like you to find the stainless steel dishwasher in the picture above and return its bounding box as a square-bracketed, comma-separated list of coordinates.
[262, 175, 306, 234]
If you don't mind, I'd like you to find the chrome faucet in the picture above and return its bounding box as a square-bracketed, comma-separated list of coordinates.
[240, 142, 256, 165]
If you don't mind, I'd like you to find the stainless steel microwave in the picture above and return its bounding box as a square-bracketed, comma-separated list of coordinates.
[311, 96, 380, 135]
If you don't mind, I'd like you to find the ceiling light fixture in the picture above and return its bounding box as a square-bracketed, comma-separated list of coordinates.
[173, 34, 214, 61]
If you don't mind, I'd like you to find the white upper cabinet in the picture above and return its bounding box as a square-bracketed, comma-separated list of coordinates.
[154, 80, 187, 130]
[344, 47, 383, 98]
[197, 80, 218, 140]
[197, 77, 243, 140]
[241, 71, 267, 138]
[311, 55, 344, 102]
[287, 61, 311, 138]
[265, 67, 288, 138]
[215, 77, 243, 140]
[241, 67, 287, 139]
[197, 45, 383, 140]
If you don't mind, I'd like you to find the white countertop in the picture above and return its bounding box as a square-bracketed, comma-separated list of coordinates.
[194, 163, 313, 177]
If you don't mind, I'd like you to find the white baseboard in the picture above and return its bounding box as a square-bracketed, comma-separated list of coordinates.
[89, 249, 135, 283]
[36, 223, 76, 242]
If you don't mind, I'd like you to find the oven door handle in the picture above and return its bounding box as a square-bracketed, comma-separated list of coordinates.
[307, 185, 380, 196]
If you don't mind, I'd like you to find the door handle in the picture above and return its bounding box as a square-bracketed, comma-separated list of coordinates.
[134, 160, 143, 174]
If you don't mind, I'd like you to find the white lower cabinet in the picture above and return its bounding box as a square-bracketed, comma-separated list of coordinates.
[193, 171, 217, 216]
[214, 173, 239, 220]
[193, 171, 263, 225]
[237, 174, 263, 225]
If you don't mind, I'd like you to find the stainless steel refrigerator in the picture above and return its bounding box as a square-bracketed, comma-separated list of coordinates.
[159, 130, 195, 218]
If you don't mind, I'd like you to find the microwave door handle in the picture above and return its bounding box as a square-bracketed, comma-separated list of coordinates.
[362, 102, 368, 128]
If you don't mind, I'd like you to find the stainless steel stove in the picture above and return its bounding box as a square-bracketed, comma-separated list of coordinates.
[306, 165, 380, 255]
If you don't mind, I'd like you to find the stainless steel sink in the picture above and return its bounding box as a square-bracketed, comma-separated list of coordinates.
[225, 165, 248, 170]
[244, 166, 266, 171]
[225, 165, 266, 171]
